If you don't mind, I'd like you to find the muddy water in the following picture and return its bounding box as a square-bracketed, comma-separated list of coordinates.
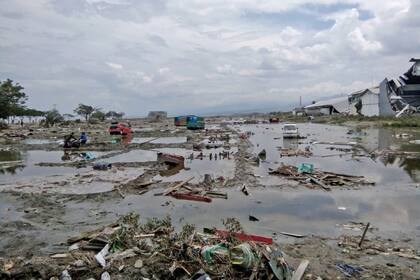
[130, 136, 187, 144]
[23, 139, 60, 145]
[152, 147, 237, 183]
[104, 149, 157, 163]
[4, 184, 419, 256]
[0, 150, 106, 183]
[236, 123, 420, 185]
[1, 123, 420, 257]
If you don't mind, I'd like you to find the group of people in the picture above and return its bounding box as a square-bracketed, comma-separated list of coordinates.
[63, 132, 88, 148]
[189, 151, 233, 161]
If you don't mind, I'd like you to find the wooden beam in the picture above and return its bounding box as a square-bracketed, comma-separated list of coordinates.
[163, 176, 194, 195]
[291, 260, 309, 280]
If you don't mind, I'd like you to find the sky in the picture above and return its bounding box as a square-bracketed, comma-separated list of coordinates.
[0, 0, 419, 116]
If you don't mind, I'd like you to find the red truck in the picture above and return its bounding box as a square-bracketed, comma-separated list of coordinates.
[108, 122, 132, 135]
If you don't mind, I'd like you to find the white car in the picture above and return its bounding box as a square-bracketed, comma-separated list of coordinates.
[283, 124, 299, 138]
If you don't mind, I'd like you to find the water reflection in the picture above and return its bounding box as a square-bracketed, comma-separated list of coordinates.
[0, 150, 25, 175]
[237, 123, 420, 185]
[0, 150, 90, 183]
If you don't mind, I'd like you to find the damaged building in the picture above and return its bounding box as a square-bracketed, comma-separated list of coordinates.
[305, 58, 419, 117]
[304, 96, 350, 116]
[348, 84, 394, 117]
[391, 58, 420, 107]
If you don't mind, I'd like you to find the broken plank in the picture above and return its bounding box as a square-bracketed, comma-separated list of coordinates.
[323, 171, 363, 178]
[291, 260, 309, 280]
[170, 192, 212, 203]
[204, 228, 273, 244]
[279, 231, 306, 238]
[308, 176, 331, 191]
[163, 176, 194, 195]
[205, 191, 228, 199]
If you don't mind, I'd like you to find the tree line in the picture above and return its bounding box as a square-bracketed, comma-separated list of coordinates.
[0, 79, 125, 127]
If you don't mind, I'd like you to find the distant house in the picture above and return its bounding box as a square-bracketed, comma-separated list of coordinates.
[348, 87, 380, 116]
[292, 107, 305, 116]
[148, 111, 167, 121]
[304, 96, 350, 116]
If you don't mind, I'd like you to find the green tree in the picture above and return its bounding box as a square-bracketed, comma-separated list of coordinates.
[106, 111, 125, 119]
[24, 108, 45, 123]
[63, 113, 75, 119]
[0, 79, 27, 120]
[44, 109, 64, 127]
[24, 108, 45, 117]
[74, 104, 95, 122]
[91, 110, 106, 121]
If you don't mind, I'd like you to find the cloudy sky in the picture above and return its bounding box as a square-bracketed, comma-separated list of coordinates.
[1, 0, 419, 116]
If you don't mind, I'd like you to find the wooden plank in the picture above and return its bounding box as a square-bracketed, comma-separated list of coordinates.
[204, 228, 273, 244]
[170, 192, 212, 203]
[205, 191, 228, 199]
[279, 231, 306, 238]
[163, 177, 194, 195]
[323, 171, 363, 178]
[308, 176, 331, 191]
[291, 260, 309, 280]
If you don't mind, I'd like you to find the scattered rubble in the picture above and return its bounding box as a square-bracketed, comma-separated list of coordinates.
[1, 116, 420, 279]
[269, 164, 374, 190]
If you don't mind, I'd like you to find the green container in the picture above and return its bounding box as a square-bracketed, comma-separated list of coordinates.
[297, 163, 314, 173]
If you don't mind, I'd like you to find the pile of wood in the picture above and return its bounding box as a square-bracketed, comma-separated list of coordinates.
[269, 164, 374, 190]
[279, 148, 312, 157]
[155, 176, 228, 203]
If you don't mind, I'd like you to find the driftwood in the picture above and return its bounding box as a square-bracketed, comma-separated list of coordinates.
[163, 177, 194, 195]
[279, 148, 312, 157]
[291, 260, 309, 280]
[269, 164, 374, 190]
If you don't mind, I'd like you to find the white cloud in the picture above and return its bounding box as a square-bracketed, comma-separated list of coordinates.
[0, 0, 417, 115]
[348, 28, 382, 52]
[216, 64, 234, 74]
[106, 62, 123, 69]
[142, 75, 153, 83]
[158, 67, 170, 75]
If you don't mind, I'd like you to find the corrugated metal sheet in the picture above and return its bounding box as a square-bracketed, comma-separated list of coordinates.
[304, 96, 350, 113]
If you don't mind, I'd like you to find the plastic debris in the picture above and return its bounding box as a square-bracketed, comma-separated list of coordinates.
[101, 271, 111, 280]
[297, 163, 314, 174]
[230, 243, 256, 269]
[93, 162, 112, 170]
[60, 270, 72, 280]
[95, 244, 110, 268]
[201, 243, 228, 264]
[336, 262, 363, 277]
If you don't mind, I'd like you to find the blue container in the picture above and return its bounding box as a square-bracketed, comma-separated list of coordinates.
[186, 115, 205, 130]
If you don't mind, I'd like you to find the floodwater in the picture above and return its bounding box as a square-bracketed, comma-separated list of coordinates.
[235, 123, 420, 185]
[3, 184, 419, 255]
[1, 123, 420, 256]
[104, 149, 157, 163]
[153, 147, 237, 183]
[131, 136, 187, 144]
[0, 150, 105, 183]
[23, 139, 59, 145]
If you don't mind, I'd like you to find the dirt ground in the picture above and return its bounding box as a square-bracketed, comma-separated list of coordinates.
[0, 116, 419, 279]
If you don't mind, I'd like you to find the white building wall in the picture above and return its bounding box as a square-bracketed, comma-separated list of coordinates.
[320, 108, 331, 115]
[361, 93, 379, 116]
